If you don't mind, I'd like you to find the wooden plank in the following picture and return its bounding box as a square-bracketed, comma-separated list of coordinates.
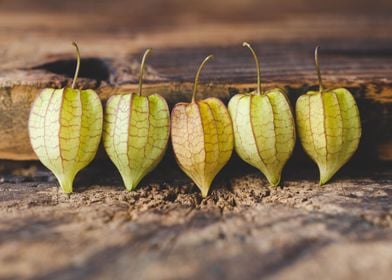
[1, 2, 392, 279]
[1, 38, 391, 160]
[0, 164, 391, 279]
[0, 1, 391, 160]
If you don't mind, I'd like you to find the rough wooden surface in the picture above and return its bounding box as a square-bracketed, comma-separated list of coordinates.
[0, 0, 391, 160]
[1, 1, 392, 279]
[0, 161, 391, 280]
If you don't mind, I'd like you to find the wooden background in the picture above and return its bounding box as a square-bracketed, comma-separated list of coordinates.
[0, 0, 391, 161]
[0, 1, 392, 280]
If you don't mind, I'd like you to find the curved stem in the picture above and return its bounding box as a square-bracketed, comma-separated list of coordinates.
[138, 48, 152, 96]
[192, 55, 213, 103]
[71, 42, 81, 89]
[243, 42, 262, 95]
[314, 46, 324, 92]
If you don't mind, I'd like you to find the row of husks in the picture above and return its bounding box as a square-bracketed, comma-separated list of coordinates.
[28, 42, 361, 198]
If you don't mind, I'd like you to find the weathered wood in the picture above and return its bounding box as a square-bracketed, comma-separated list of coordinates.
[2, 2, 392, 160]
[1, 39, 392, 160]
[1, 1, 392, 279]
[1, 163, 391, 280]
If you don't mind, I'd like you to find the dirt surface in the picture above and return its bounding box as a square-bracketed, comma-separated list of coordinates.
[0, 160, 391, 280]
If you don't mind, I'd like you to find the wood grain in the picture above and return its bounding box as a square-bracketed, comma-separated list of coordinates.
[1, 163, 391, 280]
[0, 1, 391, 160]
[1, 2, 392, 279]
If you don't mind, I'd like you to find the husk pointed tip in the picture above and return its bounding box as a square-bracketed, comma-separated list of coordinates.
[269, 179, 281, 188]
[319, 175, 330, 186]
[125, 187, 136, 192]
[195, 180, 211, 198]
[62, 188, 73, 194]
[258, 164, 283, 188]
[59, 181, 73, 194]
[319, 169, 334, 186]
[124, 179, 140, 192]
[201, 188, 209, 198]
[56, 173, 75, 194]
